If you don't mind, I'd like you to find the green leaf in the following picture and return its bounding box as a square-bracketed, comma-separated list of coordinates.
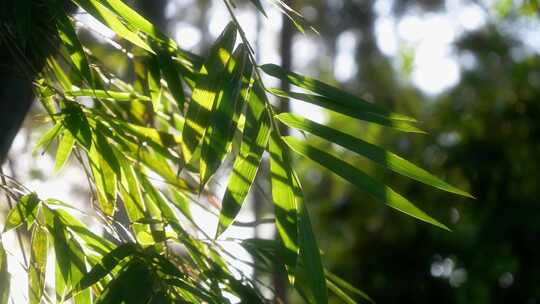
[0, 241, 9, 304]
[156, 46, 186, 111]
[293, 173, 328, 304]
[269, 131, 299, 284]
[88, 129, 118, 216]
[73, 0, 154, 53]
[326, 271, 373, 304]
[268, 88, 424, 133]
[62, 103, 93, 150]
[276, 113, 473, 198]
[50, 0, 94, 87]
[99, 0, 171, 45]
[33, 123, 62, 154]
[261, 64, 416, 122]
[3, 193, 40, 232]
[54, 130, 76, 173]
[181, 22, 237, 165]
[95, 260, 154, 304]
[249, 0, 268, 16]
[66, 89, 149, 102]
[74, 243, 138, 292]
[216, 80, 271, 237]
[282, 136, 450, 231]
[200, 44, 249, 188]
[29, 225, 48, 304]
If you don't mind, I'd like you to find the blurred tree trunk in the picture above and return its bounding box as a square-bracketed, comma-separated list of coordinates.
[0, 0, 73, 163]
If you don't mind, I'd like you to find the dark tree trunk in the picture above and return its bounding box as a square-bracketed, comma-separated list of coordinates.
[0, 0, 74, 162]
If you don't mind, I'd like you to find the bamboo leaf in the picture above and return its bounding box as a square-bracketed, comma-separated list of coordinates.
[269, 131, 299, 284]
[181, 22, 237, 165]
[54, 130, 76, 173]
[62, 104, 93, 150]
[50, 0, 94, 87]
[326, 271, 374, 304]
[282, 136, 450, 231]
[3, 193, 40, 232]
[293, 173, 328, 304]
[276, 113, 473, 198]
[269, 88, 424, 133]
[73, 0, 154, 53]
[74, 243, 138, 292]
[34, 123, 63, 154]
[200, 44, 248, 188]
[216, 80, 271, 237]
[261, 64, 416, 122]
[249, 0, 268, 17]
[28, 225, 48, 304]
[0, 241, 9, 304]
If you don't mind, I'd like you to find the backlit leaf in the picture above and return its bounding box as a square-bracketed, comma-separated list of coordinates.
[283, 136, 450, 230]
[181, 22, 237, 165]
[216, 80, 271, 237]
[276, 113, 472, 197]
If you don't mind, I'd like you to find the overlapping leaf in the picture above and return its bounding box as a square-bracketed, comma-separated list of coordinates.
[216, 80, 271, 237]
[181, 22, 237, 165]
[283, 136, 450, 230]
[276, 113, 472, 197]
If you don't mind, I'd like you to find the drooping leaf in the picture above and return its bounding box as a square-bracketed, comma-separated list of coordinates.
[200, 44, 248, 188]
[28, 225, 48, 304]
[73, 0, 154, 53]
[54, 130, 76, 173]
[74, 243, 138, 292]
[3, 192, 40, 232]
[50, 0, 94, 87]
[216, 80, 271, 237]
[269, 131, 299, 284]
[261, 64, 416, 122]
[282, 136, 450, 230]
[249, 0, 267, 17]
[326, 271, 374, 304]
[268, 88, 424, 133]
[181, 22, 237, 165]
[276, 113, 473, 197]
[293, 173, 328, 304]
[62, 103, 93, 150]
[0, 241, 10, 304]
[33, 123, 62, 154]
[156, 46, 186, 111]
[88, 127, 118, 216]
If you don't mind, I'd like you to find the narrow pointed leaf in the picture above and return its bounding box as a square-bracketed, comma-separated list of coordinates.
[216, 80, 271, 237]
[50, 1, 94, 87]
[282, 136, 450, 230]
[181, 22, 237, 165]
[54, 130, 75, 173]
[3, 193, 40, 232]
[0, 241, 10, 304]
[34, 123, 62, 154]
[294, 174, 328, 304]
[74, 243, 138, 292]
[200, 44, 248, 187]
[73, 0, 154, 53]
[269, 132, 299, 283]
[269, 88, 424, 133]
[326, 271, 374, 304]
[277, 113, 472, 198]
[261, 64, 417, 122]
[29, 225, 48, 304]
